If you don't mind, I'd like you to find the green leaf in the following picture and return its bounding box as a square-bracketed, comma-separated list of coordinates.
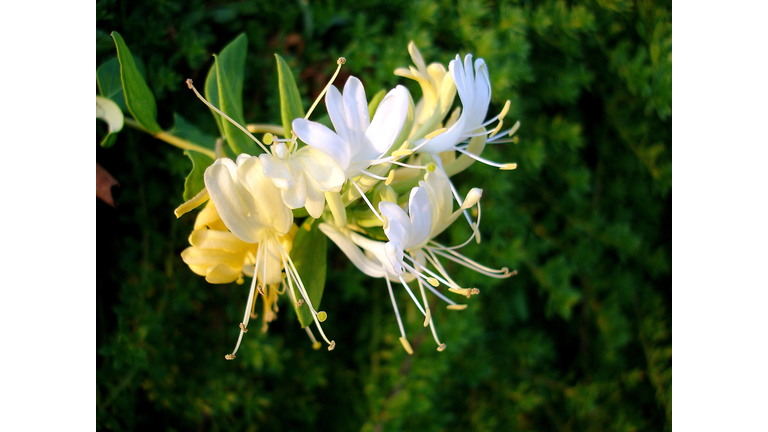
[168, 113, 217, 151]
[97, 95, 124, 148]
[204, 34, 256, 155]
[97, 57, 128, 112]
[182, 150, 215, 202]
[275, 54, 305, 139]
[289, 219, 327, 328]
[111, 31, 162, 134]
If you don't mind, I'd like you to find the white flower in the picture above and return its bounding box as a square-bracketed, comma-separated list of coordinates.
[320, 169, 513, 354]
[259, 142, 346, 219]
[292, 76, 410, 180]
[204, 154, 336, 356]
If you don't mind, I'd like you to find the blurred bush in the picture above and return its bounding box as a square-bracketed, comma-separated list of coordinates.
[97, 0, 671, 430]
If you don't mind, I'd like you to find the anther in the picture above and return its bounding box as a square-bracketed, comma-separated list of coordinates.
[337, 57, 346, 65]
[317, 311, 328, 322]
[225, 354, 236, 360]
[423, 308, 431, 327]
[391, 148, 414, 159]
[263, 133, 274, 145]
[499, 100, 511, 120]
[426, 277, 439, 287]
[489, 119, 503, 139]
[425, 128, 447, 140]
[186, 78, 194, 89]
[257, 284, 265, 296]
[500, 163, 517, 170]
[385, 170, 396, 186]
[328, 340, 336, 351]
[239, 323, 248, 333]
[446, 304, 468, 311]
[437, 343, 447, 352]
[296, 299, 304, 308]
[399, 337, 414, 355]
[508, 120, 521, 137]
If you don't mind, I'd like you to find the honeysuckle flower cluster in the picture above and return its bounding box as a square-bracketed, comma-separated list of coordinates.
[176, 42, 519, 359]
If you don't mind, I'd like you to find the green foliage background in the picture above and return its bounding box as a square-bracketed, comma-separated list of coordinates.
[96, 0, 671, 430]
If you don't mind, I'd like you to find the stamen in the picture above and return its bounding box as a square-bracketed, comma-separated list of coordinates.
[328, 340, 336, 351]
[185, 79, 269, 153]
[350, 179, 384, 223]
[305, 327, 322, 350]
[426, 277, 439, 287]
[437, 344, 446, 352]
[296, 299, 304, 308]
[305, 58, 346, 120]
[391, 148, 414, 158]
[446, 304, 467, 310]
[385, 265, 407, 339]
[239, 323, 248, 333]
[425, 128, 447, 140]
[397, 274, 427, 316]
[500, 163, 517, 170]
[399, 337, 414, 355]
[225, 354, 236, 360]
[454, 147, 512, 169]
[423, 308, 431, 327]
[385, 170, 396, 185]
[488, 120, 503, 139]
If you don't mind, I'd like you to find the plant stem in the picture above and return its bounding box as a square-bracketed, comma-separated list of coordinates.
[123, 118, 216, 159]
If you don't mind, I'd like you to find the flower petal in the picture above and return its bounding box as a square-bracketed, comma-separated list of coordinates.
[189, 229, 253, 253]
[259, 154, 296, 190]
[280, 171, 308, 210]
[206, 263, 243, 284]
[319, 223, 386, 278]
[296, 147, 346, 192]
[293, 118, 352, 173]
[342, 76, 371, 144]
[204, 159, 261, 243]
[364, 85, 409, 160]
[236, 157, 294, 236]
[406, 187, 431, 248]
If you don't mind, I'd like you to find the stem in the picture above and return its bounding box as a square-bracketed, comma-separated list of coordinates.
[124, 118, 216, 159]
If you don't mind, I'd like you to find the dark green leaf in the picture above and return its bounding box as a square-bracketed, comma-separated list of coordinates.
[182, 150, 214, 202]
[289, 219, 327, 328]
[97, 57, 128, 112]
[168, 113, 218, 151]
[111, 31, 162, 133]
[275, 54, 305, 139]
[203, 34, 256, 155]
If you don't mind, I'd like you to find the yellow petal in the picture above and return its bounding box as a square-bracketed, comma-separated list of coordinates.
[205, 263, 243, 284]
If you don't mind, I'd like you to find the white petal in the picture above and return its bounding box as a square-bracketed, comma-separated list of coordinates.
[319, 223, 386, 278]
[296, 147, 346, 192]
[406, 187, 431, 248]
[384, 241, 405, 275]
[364, 85, 409, 160]
[342, 76, 371, 143]
[236, 157, 293, 236]
[259, 154, 295, 190]
[379, 201, 410, 245]
[303, 179, 326, 219]
[280, 171, 308, 210]
[204, 160, 261, 243]
[325, 85, 354, 145]
[293, 118, 352, 173]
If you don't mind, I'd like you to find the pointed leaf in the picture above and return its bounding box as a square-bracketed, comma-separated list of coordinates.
[289, 219, 327, 328]
[215, 54, 257, 155]
[97, 57, 128, 112]
[111, 31, 162, 133]
[275, 54, 305, 139]
[183, 150, 215, 202]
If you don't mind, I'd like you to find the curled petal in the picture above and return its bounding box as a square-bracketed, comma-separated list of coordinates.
[293, 118, 352, 173]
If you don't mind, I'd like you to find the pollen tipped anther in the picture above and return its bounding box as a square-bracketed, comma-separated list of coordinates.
[257, 284, 265, 296]
[399, 337, 414, 355]
[426, 277, 439, 287]
[239, 323, 248, 333]
[500, 163, 517, 170]
[337, 57, 346, 65]
[385, 170, 396, 186]
[425, 127, 448, 140]
[296, 299, 304, 308]
[437, 343, 446, 352]
[328, 340, 336, 351]
[423, 308, 431, 327]
[225, 354, 236, 360]
[447, 304, 468, 311]
[391, 148, 414, 158]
